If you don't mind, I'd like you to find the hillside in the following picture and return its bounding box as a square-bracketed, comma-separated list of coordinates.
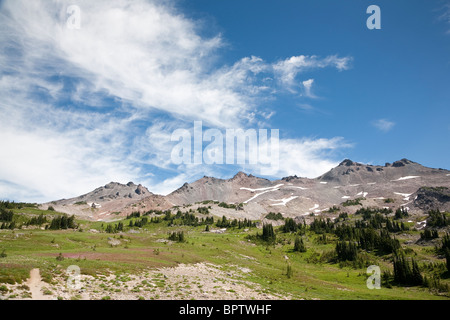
[1, 159, 450, 301]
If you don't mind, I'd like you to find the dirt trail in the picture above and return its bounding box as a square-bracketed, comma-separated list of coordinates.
[26, 269, 52, 300]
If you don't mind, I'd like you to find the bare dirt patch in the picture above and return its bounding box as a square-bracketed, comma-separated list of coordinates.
[6, 263, 291, 300]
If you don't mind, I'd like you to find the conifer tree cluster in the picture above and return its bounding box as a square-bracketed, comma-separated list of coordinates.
[26, 214, 48, 226]
[0, 208, 14, 222]
[105, 222, 124, 233]
[281, 218, 306, 234]
[334, 224, 400, 254]
[335, 241, 358, 261]
[355, 207, 392, 220]
[127, 211, 141, 219]
[394, 207, 409, 220]
[445, 248, 450, 272]
[0, 221, 15, 230]
[309, 218, 334, 234]
[218, 202, 236, 209]
[168, 231, 186, 243]
[440, 233, 450, 253]
[216, 216, 255, 229]
[265, 212, 284, 221]
[426, 210, 449, 227]
[420, 229, 439, 240]
[259, 224, 276, 243]
[197, 206, 210, 214]
[393, 254, 423, 286]
[358, 229, 400, 254]
[334, 212, 348, 223]
[0, 201, 36, 210]
[385, 219, 408, 233]
[49, 215, 76, 230]
[129, 218, 147, 228]
[293, 236, 307, 252]
[352, 209, 407, 232]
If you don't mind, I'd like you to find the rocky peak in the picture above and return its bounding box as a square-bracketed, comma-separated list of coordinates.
[386, 158, 415, 167]
[282, 175, 299, 182]
[231, 171, 249, 180]
[339, 159, 354, 167]
[104, 182, 119, 189]
[338, 159, 363, 167]
[134, 184, 147, 195]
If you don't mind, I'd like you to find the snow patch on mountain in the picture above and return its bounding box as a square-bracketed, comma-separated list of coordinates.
[270, 196, 298, 206]
[392, 176, 420, 181]
[240, 184, 284, 193]
[243, 188, 280, 204]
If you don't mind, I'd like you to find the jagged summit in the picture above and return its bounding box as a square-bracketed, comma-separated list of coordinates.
[317, 158, 447, 186]
[46, 181, 152, 206]
[337, 158, 416, 168]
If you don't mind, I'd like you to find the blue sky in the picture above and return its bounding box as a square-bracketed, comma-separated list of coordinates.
[0, 0, 449, 202]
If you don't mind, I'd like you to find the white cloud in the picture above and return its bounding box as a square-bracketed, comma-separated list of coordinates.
[0, 0, 353, 202]
[274, 137, 352, 178]
[0, 118, 141, 202]
[437, 1, 450, 33]
[372, 119, 395, 132]
[273, 55, 352, 91]
[236, 136, 352, 179]
[302, 79, 315, 98]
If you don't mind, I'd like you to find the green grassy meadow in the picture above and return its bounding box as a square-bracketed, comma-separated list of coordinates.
[0, 206, 449, 300]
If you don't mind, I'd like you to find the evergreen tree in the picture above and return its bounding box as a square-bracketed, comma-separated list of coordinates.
[286, 264, 293, 279]
[445, 248, 450, 272]
[105, 224, 114, 233]
[168, 231, 185, 242]
[420, 229, 439, 240]
[310, 218, 334, 234]
[393, 254, 422, 286]
[48, 214, 76, 230]
[67, 215, 76, 229]
[216, 216, 229, 228]
[61, 215, 69, 229]
[411, 258, 423, 286]
[0, 208, 14, 222]
[441, 233, 450, 252]
[293, 236, 307, 252]
[427, 209, 449, 227]
[394, 207, 409, 220]
[261, 224, 276, 243]
[282, 218, 298, 233]
[335, 241, 358, 261]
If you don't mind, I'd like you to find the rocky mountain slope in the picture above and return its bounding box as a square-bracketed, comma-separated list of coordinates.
[40, 182, 156, 220]
[413, 186, 450, 212]
[43, 159, 450, 221]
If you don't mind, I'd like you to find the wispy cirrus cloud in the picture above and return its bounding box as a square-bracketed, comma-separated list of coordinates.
[437, 1, 450, 33]
[372, 119, 396, 132]
[273, 55, 352, 92]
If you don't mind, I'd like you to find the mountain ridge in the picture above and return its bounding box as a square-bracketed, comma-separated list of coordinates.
[40, 158, 450, 221]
